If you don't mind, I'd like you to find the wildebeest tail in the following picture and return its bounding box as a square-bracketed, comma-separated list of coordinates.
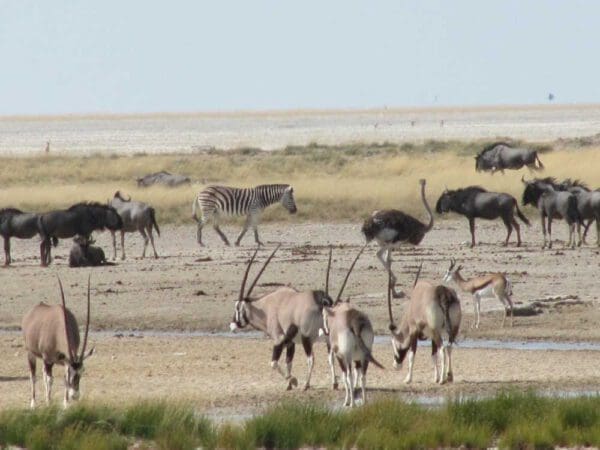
[435, 285, 460, 344]
[37, 216, 58, 247]
[149, 207, 160, 236]
[535, 151, 544, 170]
[351, 320, 384, 369]
[514, 200, 530, 226]
[566, 195, 581, 224]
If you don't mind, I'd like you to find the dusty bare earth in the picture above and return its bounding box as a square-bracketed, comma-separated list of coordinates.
[1, 219, 599, 413]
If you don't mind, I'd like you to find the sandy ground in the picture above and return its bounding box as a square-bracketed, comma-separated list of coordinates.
[2, 104, 600, 155]
[1, 219, 599, 413]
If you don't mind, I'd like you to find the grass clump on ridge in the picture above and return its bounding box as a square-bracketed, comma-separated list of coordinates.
[0, 141, 599, 225]
[1, 391, 600, 449]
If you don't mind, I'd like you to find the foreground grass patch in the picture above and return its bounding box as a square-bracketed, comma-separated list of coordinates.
[1, 141, 599, 224]
[1, 392, 600, 449]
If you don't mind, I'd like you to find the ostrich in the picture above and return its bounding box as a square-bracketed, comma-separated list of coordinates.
[361, 179, 434, 298]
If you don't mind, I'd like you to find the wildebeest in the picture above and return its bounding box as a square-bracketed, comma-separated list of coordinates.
[136, 171, 191, 188]
[109, 191, 160, 260]
[475, 142, 545, 174]
[69, 235, 114, 267]
[559, 179, 600, 246]
[435, 186, 530, 247]
[38, 202, 123, 266]
[522, 177, 581, 249]
[0, 208, 40, 265]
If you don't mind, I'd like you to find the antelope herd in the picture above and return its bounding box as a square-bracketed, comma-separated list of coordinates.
[4, 142, 599, 408]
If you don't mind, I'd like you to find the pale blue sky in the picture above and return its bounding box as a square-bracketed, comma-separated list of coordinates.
[1, 1, 598, 115]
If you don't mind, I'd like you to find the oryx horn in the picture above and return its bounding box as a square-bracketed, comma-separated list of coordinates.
[335, 244, 367, 303]
[325, 245, 333, 295]
[239, 247, 260, 302]
[413, 260, 423, 288]
[387, 262, 396, 331]
[79, 274, 91, 360]
[57, 276, 75, 362]
[245, 244, 281, 299]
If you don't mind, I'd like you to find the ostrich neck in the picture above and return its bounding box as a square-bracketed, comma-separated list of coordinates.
[421, 183, 434, 231]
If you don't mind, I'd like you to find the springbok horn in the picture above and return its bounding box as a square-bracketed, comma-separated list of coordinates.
[57, 276, 75, 363]
[239, 247, 260, 302]
[325, 246, 333, 296]
[449, 258, 456, 270]
[79, 274, 91, 360]
[335, 244, 367, 303]
[413, 260, 423, 288]
[245, 244, 281, 299]
[387, 260, 396, 331]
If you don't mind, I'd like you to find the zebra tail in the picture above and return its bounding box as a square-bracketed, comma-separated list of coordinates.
[149, 208, 160, 236]
[191, 196, 200, 223]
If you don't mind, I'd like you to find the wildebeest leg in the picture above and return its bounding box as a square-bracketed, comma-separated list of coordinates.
[547, 217, 554, 249]
[468, 217, 476, 247]
[301, 336, 314, 390]
[120, 230, 126, 260]
[512, 218, 522, 246]
[235, 215, 251, 246]
[139, 227, 149, 258]
[582, 219, 593, 245]
[28, 353, 36, 409]
[271, 325, 299, 389]
[111, 230, 117, 260]
[540, 215, 547, 249]
[147, 225, 158, 258]
[597, 218, 600, 247]
[501, 216, 512, 246]
[4, 237, 10, 265]
[43, 361, 53, 405]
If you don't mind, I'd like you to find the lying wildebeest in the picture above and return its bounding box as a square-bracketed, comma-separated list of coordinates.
[136, 171, 191, 188]
[436, 186, 530, 247]
[0, 208, 40, 266]
[475, 142, 545, 174]
[38, 202, 123, 266]
[522, 176, 581, 249]
[109, 191, 160, 259]
[69, 235, 115, 267]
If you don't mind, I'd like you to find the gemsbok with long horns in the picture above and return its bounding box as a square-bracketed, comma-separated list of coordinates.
[443, 258, 513, 329]
[229, 245, 335, 391]
[321, 245, 384, 407]
[387, 260, 461, 384]
[21, 276, 95, 408]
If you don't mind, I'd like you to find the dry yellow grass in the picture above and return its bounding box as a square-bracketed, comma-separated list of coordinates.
[0, 145, 598, 224]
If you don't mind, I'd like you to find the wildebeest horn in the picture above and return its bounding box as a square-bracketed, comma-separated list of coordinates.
[245, 244, 281, 300]
[57, 276, 75, 363]
[325, 246, 332, 296]
[335, 244, 367, 303]
[79, 274, 91, 361]
[239, 247, 260, 302]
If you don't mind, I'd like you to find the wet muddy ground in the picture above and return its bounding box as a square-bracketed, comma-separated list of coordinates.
[1, 219, 599, 413]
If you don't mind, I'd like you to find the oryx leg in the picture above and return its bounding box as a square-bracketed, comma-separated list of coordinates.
[359, 360, 368, 404]
[139, 227, 149, 258]
[43, 361, 53, 405]
[301, 336, 314, 390]
[378, 248, 404, 298]
[120, 230, 126, 260]
[326, 339, 338, 389]
[285, 343, 295, 380]
[445, 344, 454, 383]
[431, 339, 439, 383]
[337, 357, 353, 407]
[147, 225, 158, 258]
[271, 325, 299, 389]
[404, 336, 418, 384]
[27, 353, 36, 409]
[468, 217, 476, 247]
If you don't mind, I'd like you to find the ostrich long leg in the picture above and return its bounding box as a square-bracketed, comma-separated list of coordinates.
[377, 248, 404, 298]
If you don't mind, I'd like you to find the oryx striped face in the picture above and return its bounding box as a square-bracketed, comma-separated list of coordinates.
[282, 187, 297, 214]
[230, 300, 248, 331]
[66, 362, 84, 402]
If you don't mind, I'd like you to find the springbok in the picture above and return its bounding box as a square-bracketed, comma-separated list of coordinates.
[387, 260, 461, 384]
[229, 245, 335, 391]
[321, 246, 384, 407]
[21, 276, 94, 408]
[443, 258, 513, 328]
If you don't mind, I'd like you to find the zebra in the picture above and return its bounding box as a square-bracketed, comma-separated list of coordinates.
[192, 184, 297, 246]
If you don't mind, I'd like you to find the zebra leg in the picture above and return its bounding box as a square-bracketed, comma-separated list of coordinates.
[196, 219, 205, 246]
[235, 215, 251, 246]
[253, 225, 263, 246]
